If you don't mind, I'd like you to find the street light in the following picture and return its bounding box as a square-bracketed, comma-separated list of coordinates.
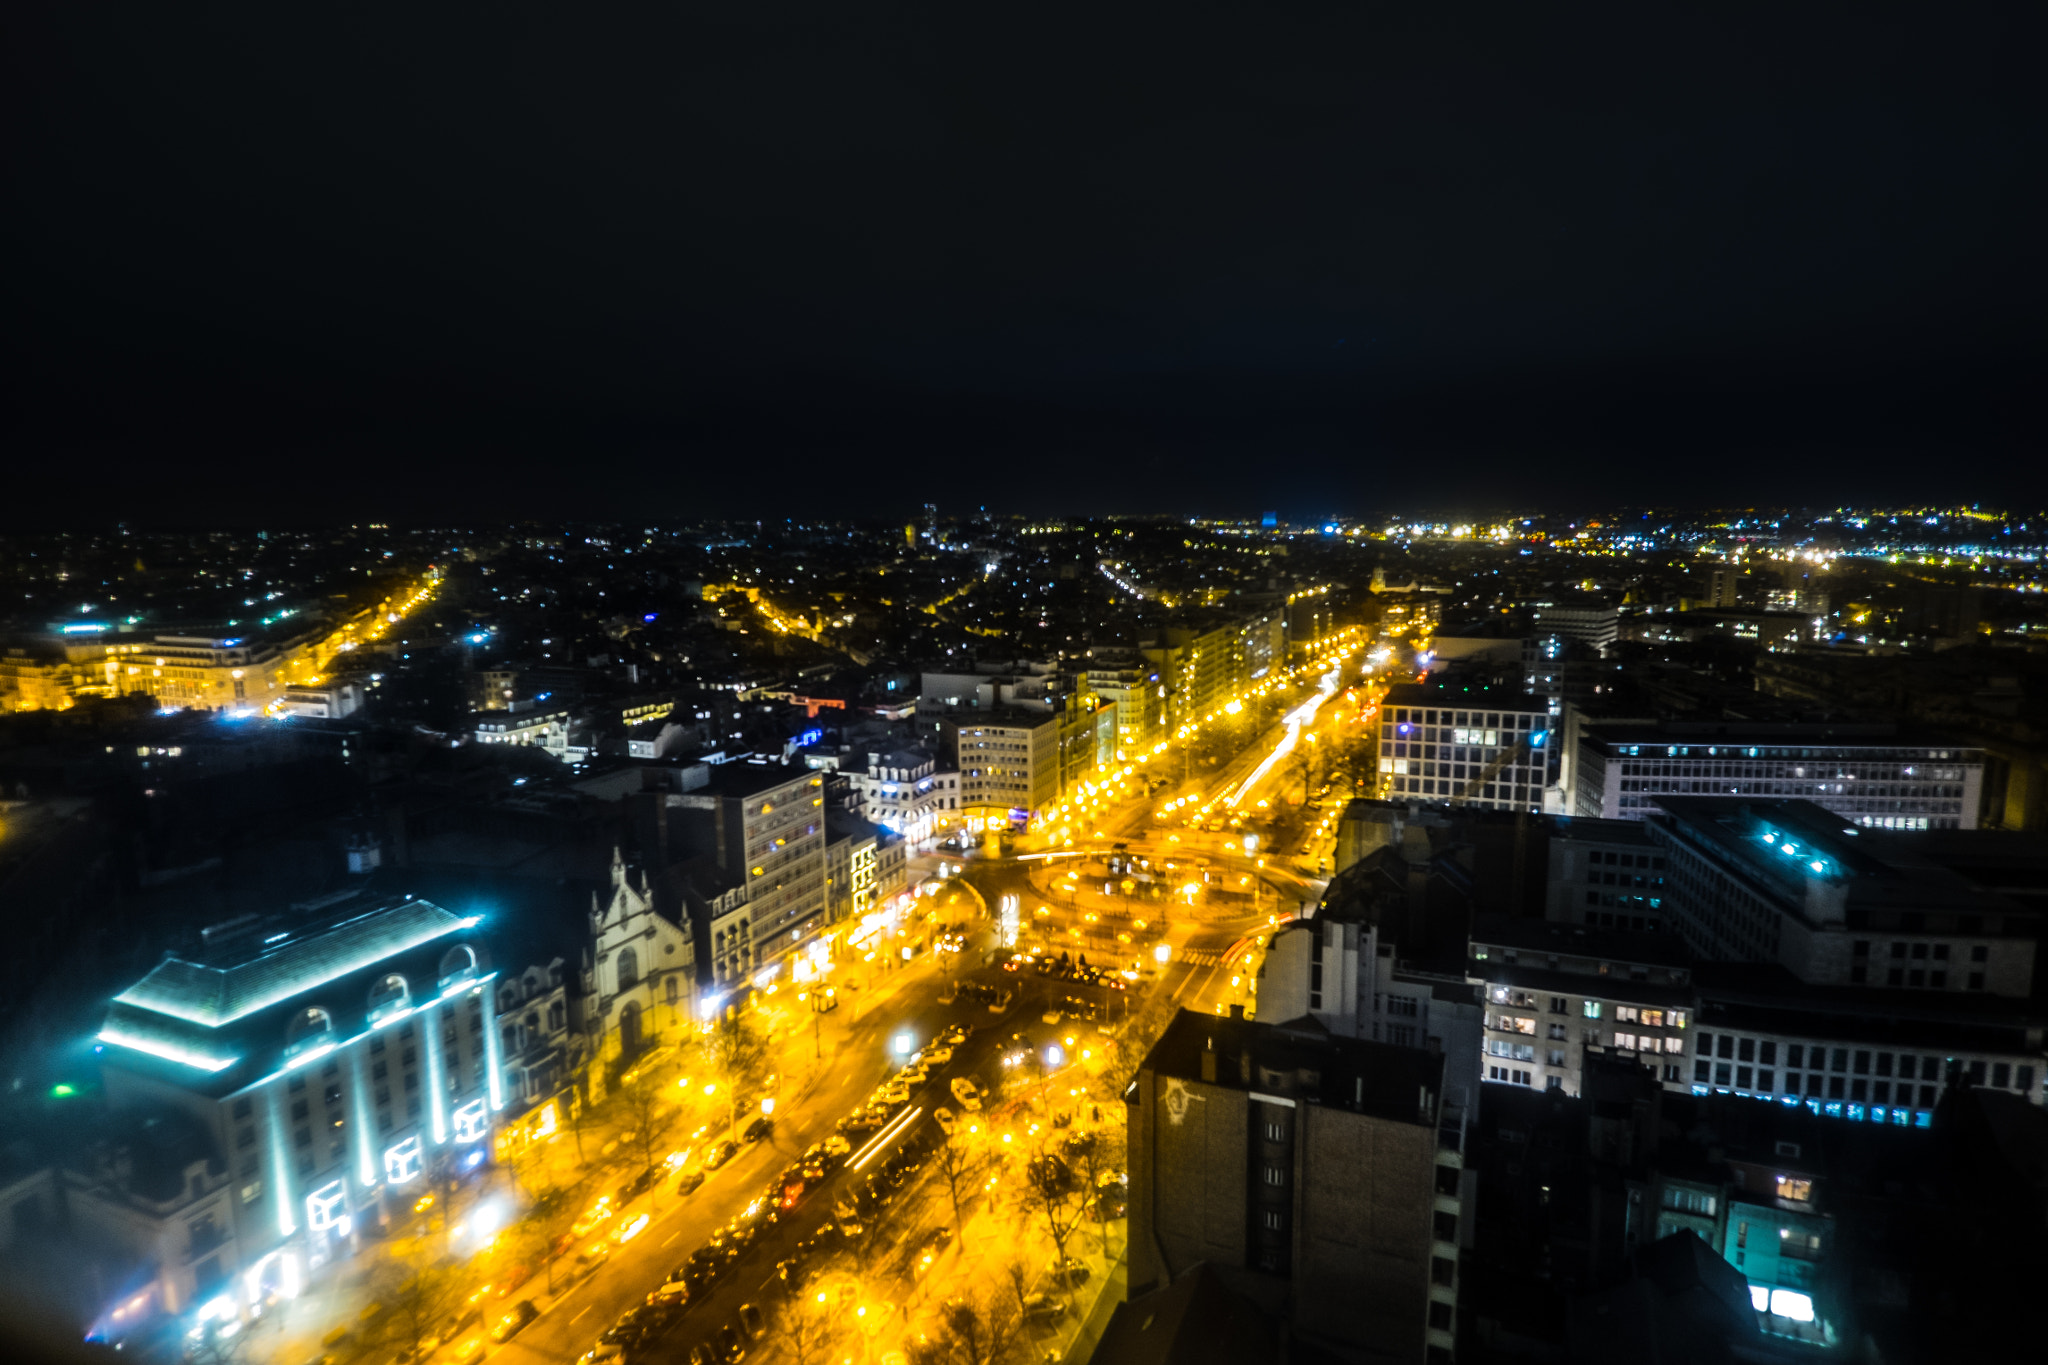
[760, 1096, 775, 1117]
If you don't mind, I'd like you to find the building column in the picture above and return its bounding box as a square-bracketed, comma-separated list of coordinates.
[421, 1001, 448, 1144]
[349, 1049, 378, 1191]
[265, 1083, 296, 1237]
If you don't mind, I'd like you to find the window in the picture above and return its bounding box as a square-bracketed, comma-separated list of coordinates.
[1615, 1006, 1639, 1024]
[1774, 1176, 1812, 1202]
[1263, 1166, 1285, 1187]
[1583, 1001, 1603, 1019]
[1662, 1187, 1716, 1216]
[1262, 1211, 1283, 1231]
[1265, 1122, 1286, 1142]
[285, 1007, 334, 1060]
[1430, 1256, 1457, 1288]
[616, 947, 640, 992]
[1429, 1301, 1454, 1331]
[1549, 997, 1568, 1014]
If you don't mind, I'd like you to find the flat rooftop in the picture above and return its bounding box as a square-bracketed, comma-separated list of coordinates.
[1141, 1009, 1445, 1126]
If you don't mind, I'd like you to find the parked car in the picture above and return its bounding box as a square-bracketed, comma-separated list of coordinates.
[716, 1322, 749, 1362]
[933, 1106, 957, 1135]
[741, 1115, 773, 1144]
[704, 1139, 741, 1170]
[676, 1169, 706, 1196]
[921, 1043, 955, 1065]
[490, 1300, 540, 1343]
[1021, 1294, 1067, 1323]
[738, 1303, 765, 1339]
[950, 1078, 984, 1112]
[621, 1166, 661, 1199]
[820, 1134, 853, 1158]
[1048, 1256, 1092, 1287]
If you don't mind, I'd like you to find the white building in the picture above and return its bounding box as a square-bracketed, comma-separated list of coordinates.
[94, 898, 504, 1330]
[1376, 686, 1552, 813]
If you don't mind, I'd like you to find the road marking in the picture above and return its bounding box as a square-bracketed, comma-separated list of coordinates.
[663, 1231, 680, 1247]
[570, 1305, 592, 1324]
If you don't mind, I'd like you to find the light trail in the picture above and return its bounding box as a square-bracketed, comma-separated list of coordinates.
[1222, 662, 1344, 809]
[849, 1104, 924, 1171]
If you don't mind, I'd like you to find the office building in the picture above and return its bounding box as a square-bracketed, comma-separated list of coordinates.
[1377, 685, 1552, 813]
[1128, 1010, 1468, 1362]
[1644, 797, 2036, 996]
[941, 709, 1061, 827]
[1566, 717, 1982, 831]
[666, 762, 829, 988]
[93, 897, 504, 1321]
[1544, 816, 1669, 931]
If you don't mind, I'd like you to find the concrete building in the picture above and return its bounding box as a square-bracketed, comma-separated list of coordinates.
[1467, 915, 1695, 1097]
[473, 707, 571, 760]
[1645, 797, 2037, 996]
[1377, 685, 1552, 813]
[1543, 816, 1669, 932]
[1565, 716, 1982, 831]
[941, 709, 1061, 827]
[1128, 1010, 1470, 1363]
[585, 850, 697, 1074]
[110, 632, 317, 714]
[94, 898, 504, 1322]
[666, 763, 829, 988]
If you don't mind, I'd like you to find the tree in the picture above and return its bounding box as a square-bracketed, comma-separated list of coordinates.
[694, 1009, 773, 1140]
[783, 1290, 844, 1365]
[934, 1127, 993, 1239]
[368, 1246, 466, 1365]
[516, 1182, 582, 1293]
[1019, 1134, 1089, 1271]
[931, 1286, 1022, 1365]
[614, 1068, 679, 1181]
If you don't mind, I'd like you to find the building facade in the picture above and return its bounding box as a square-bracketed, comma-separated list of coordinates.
[1567, 718, 1982, 831]
[1128, 1011, 1467, 1363]
[1376, 686, 1552, 813]
[94, 898, 504, 1326]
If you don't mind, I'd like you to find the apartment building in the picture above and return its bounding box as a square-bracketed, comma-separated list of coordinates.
[1128, 1010, 1468, 1363]
[1467, 916, 1694, 1096]
[667, 762, 829, 985]
[1544, 816, 1669, 932]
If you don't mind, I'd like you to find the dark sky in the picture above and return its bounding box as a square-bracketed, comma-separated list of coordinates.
[5, 3, 2043, 525]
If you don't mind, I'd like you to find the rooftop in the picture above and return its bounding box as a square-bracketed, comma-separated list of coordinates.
[1141, 1009, 1445, 1126]
[1469, 913, 1694, 970]
[112, 896, 471, 1029]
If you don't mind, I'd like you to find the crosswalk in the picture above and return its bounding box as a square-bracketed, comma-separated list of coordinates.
[1177, 948, 1224, 967]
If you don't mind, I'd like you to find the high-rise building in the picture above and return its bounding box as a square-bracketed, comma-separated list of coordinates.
[1128, 1010, 1470, 1362]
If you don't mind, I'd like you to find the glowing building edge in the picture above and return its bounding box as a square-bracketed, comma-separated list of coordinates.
[97, 1028, 237, 1072]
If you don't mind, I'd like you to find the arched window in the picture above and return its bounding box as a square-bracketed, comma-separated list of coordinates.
[285, 1007, 334, 1060]
[368, 974, 410, 1024]
[619, 1001, 643, 1056]
[665, 975, 679, 1005]
[616, 947, 639, 992]
[438, 944, 479, 990]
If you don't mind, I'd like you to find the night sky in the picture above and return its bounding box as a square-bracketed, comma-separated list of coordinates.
[5, 4, 2043, 525]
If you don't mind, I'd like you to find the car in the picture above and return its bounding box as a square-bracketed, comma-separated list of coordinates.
[776, 1257, 808, 1290]
[716, 1322, 749, 1362]
[898, 1061, 930, 1084]
[573, 1240, 612, 1274]
[1043, 1009, 1062, 1024]
[836, 1111, 883, 1136]
[950, 1077, 984, 1112]
[940, 1023, 972, 1043]
[1048, 1256, 1092, 1287]
[688, 1346, 715, 1365]
[921, 1043, 955, 1065]
[1021, 1294, 1067, 1323]
[491, 1301, 539, 1343]
[704, 1139, 741, 1170]
[741, 1115, 773, 1143]
[913, 1226, 954, 1276]
[572, 1196, 616, 1237]
[988, 989, 1014, 1014]
[612, 1212, 651, 1244]
[820, 1133, 853, 1158]
[650, 1277, 690, 1306]
[577, 1342, 626, 1365]
[877, 1081, 911, 1105]
[676, 1169, 706, 1196]
[621, 1166, 661, 1199]
[737, 1303, 765, 1339]
[933, 1106, 957, 1135]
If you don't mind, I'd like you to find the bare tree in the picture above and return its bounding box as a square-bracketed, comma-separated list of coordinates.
[1020, 1133, 1089, 1271]
[614, 1067, 679, 1180]
[368, 1245, 466, 1365]
[516, 1181, 582, 1292]
[932, 1286, 1023, 1365]
[934, 1128, 993, 1238]
[694, 1009, 773, 1140]
[784, 1291, 843, 1365]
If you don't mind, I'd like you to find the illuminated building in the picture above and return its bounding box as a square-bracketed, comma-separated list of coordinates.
[472, 706, 571, 760]
[943, 709, 1060, 828]
[1565, 718, 1983, 830]
[112, 632, 315, 713]
[1376, 685, 1552, 813]
[1128, 1010, 1469, 1361]
[665, 762, 829, 989]
[584, 848, 696, 1091]
[93, 897, 502, 1315]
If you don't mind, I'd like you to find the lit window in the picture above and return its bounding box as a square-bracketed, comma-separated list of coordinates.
[305, 1180, 348, 1231]
[1773, 1175, 1812, 1202]
[452, 1098, 489, 1143]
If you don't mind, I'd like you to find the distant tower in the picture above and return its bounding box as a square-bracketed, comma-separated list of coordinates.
[923, 503, 939, 540]
[1707, 565, 1739, 609]
[1261, 511, 1278, 529]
